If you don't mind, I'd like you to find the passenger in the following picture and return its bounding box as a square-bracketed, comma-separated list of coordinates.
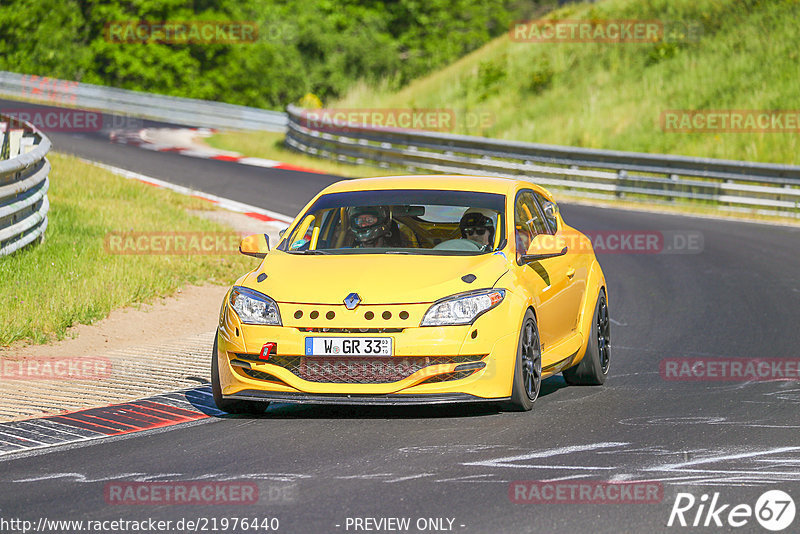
[459, 208, 496, 251]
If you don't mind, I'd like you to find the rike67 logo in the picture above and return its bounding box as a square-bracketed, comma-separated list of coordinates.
[668, 490, 796, 531]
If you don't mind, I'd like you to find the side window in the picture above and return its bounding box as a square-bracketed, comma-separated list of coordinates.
[533, 192, 558, 234]
[514, 191, 548, 260]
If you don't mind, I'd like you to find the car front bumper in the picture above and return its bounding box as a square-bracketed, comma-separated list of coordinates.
[216, 296, 523, 402]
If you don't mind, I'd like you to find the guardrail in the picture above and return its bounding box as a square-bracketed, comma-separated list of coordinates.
[0, 113, 51, 257]
[0, 71, 287, 132]
[285, 104, 800, 217]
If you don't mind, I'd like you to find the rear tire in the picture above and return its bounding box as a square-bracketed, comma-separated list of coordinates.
[211, 333, 269, 414]
[563, 289, 610, 386]
[503, 310, 542, 412]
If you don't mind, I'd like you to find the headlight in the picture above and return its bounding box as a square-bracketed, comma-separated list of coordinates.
[420, 289, 505, 326]
[229, 286, 281, 325]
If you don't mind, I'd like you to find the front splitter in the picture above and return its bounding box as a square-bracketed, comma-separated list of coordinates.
[227, 390, 506, 406]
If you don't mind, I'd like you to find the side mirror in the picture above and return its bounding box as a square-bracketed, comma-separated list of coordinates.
[278, 227, 288, 238]
[239, 234, 270, 258]
[520, 234, 567, 263]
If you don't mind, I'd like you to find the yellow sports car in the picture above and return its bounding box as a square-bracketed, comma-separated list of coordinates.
[212, 175, 609, 412]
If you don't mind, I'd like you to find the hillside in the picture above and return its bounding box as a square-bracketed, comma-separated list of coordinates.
[333, 0, 800, 164]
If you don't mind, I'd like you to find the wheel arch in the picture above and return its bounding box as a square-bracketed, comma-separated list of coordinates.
[570, 260, 607, 368]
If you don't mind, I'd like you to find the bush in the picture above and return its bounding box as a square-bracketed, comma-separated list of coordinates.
[0, 0, 537, 110]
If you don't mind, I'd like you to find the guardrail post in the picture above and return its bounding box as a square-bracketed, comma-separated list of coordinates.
[616, 169, 627, 198]
[0, 122, 7, 160]
[20, 137, 35, 154]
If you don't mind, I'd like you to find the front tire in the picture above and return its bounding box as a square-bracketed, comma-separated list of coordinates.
[563, 289, 610, 386]
[211, 333, 269, 414]
[504, 310, 542, 412]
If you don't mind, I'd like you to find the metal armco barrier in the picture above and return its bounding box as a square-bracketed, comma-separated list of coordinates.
[285, 105, 800, 217]
[0, 113, 51, 257]
[0, 71, 287, 132]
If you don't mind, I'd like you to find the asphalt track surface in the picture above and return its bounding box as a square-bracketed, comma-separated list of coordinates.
[2, 99, 800, 533]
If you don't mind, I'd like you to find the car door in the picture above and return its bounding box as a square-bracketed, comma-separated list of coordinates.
[533, 191, 589, 339]
[512, 190, 576, 358]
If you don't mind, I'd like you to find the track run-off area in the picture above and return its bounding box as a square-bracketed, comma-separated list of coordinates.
[2, 100, 800, 533]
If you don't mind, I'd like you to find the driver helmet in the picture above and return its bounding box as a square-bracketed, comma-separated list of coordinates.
[459, 208, 496, 245]
[349, 206, 392, 243]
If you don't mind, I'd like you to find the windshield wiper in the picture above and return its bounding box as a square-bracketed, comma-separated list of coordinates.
[288, 249, 330, 255]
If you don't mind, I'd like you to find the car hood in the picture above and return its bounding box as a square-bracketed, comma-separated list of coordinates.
[241, 251, 511, 305]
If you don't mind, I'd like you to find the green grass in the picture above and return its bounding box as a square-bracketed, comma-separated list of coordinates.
[0, 153, 256, 346]
[332, 0, 800, 165]
[204, 130, 391, 178]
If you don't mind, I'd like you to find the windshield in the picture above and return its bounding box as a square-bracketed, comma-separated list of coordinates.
[278, 189, 506, 255]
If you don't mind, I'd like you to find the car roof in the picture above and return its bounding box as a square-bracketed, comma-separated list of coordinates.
[320, 175, 552, 198]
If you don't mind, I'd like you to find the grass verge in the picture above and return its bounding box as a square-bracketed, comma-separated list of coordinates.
[0, 153, 256, 346]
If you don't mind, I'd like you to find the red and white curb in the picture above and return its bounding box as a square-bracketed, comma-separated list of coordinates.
[81, 159, 295, 227]
[110, 127, 328, 174]
[0, 387, 219, 459]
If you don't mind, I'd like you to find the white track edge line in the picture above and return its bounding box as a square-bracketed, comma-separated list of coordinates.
[79, 158, 295, 224]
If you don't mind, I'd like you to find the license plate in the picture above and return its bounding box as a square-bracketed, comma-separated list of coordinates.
[304, 337, 393, 356]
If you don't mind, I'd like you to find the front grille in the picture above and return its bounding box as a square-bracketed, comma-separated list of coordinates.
[264, 355, 484, 384]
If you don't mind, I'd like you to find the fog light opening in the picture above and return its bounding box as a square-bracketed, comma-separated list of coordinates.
[454, 362, 486, 372]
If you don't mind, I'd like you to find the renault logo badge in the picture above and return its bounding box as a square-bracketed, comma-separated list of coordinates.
[344, 293, 361, 310]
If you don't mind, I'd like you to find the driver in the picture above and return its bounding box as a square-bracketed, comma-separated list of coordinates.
[348, 206, 406, 248]
[459, 208, 495, 250]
